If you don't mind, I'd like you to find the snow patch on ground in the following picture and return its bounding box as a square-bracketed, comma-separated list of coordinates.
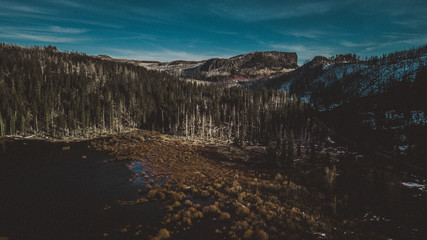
[402, 182, 426, 191]
[362, 211, 391, 222]
[281, 80, 292, 92]
[315, 53, 427, 99]
[410, 110, 427, 126]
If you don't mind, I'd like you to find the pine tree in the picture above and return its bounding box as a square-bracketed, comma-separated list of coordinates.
[0, 43, 313, 141]
[288, 130, 294, 163]
[0, 113, 4, 136]
[281, 134, 287, 168]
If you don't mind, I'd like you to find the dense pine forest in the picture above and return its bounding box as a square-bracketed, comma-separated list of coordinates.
[0, 43, 313, 149]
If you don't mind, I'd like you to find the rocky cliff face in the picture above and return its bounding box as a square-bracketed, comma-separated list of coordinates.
[138, 51, 298, 82]
[184, 51, 298, 81]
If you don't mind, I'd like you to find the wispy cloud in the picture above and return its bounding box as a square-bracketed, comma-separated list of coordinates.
[281, 30, 327, 39]
[0, 25, 88, 35]
[210, 1, 338, 21]
[364, 37, 427, 52]
[0, 24, 90, 43]
[112, 34, 157, 41]
[46, 0, 85, 8]
[340, 41, 376, 48]
[49, 26, 88, 34]
[212, 31, 238, 36]
[392, 18, 427, 28]
[382, 32, 425, 40]
[361, 32, 427, 51]
[1, 2, 54, 14]
[0, 1, 121, 29]
[0, 33, 82, 43]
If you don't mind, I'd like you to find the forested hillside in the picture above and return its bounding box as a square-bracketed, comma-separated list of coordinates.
[0, 43, 312, 149]
[258, 46, 427, 166]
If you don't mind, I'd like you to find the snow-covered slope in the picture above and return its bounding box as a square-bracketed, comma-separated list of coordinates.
[261, 46, 427, 157]
[265, 46, 427, 107]
[316, 53, 427, 98]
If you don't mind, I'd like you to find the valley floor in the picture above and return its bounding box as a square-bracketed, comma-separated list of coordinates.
[1, 130, 425, 240]
[89, 130, 390, 240]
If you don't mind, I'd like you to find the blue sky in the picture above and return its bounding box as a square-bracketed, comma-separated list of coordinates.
[1, 0, 426, 64]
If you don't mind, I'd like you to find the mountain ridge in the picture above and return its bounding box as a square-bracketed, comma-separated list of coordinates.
[120, 51, 299, 82]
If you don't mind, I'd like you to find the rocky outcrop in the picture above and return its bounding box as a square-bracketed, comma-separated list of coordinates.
[183, 51, 298, 81]
[140, 60, 204, 77]
[137, 51, 298, 82]
[260, 47, 427, 103]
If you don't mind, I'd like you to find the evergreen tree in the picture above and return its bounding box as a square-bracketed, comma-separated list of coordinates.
[297, 142, 301, 157]
[0, 43, 312, 142]
[287, 130, 295, 167]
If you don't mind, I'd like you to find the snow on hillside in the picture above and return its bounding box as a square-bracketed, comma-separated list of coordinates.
[317, 53, 427, 97]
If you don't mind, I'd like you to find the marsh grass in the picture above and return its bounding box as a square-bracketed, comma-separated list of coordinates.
[92, 130, 362, 239]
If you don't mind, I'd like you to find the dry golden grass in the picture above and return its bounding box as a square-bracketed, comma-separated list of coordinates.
[91, 130, 351, 239]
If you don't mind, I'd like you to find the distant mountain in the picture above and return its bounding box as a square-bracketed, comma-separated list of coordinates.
[261, 47, 427, 106]
[139, 51, 298, 82]
[259, 46, 427, 164]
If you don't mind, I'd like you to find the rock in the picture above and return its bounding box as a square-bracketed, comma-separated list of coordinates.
[182, 51, 298, 82]
[143, 51, 298, 82]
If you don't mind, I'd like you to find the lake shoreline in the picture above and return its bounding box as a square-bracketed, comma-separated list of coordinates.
[1, 130, 426, 239]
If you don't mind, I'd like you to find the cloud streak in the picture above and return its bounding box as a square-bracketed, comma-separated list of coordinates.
[46, 0, 85, 8]
[1, 2, 54, 14]
[280, 30, 328, 39]
[0, 24, 90, 43]
[49, 26, 88, 34]
[210, 1, 338, 21]
[340, 41, 376, 48]
[0, 33, 83, 43]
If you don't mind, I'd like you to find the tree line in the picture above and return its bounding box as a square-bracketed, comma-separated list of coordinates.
[0, 43, 318, 155]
